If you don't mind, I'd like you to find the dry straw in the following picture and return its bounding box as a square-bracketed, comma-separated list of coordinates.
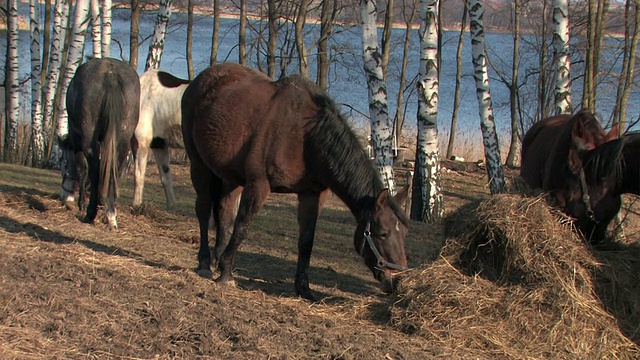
[388, 194, 640, 359]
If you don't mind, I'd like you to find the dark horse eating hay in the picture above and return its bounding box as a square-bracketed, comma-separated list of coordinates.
[520, 110, 619, 243]
[59, 58, 140, 230]
[181, 63, 409, 300]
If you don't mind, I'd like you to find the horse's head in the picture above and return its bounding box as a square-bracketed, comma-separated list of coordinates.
[58, 136, 78, 203]
[355, 188, 409, 293]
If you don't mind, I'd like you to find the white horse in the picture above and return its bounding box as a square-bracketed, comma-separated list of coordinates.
[133, 69, 190, 209]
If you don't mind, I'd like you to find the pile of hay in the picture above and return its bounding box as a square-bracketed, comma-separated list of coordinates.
[390, 194, 640, 359]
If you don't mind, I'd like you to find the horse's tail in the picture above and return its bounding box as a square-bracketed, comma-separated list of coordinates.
[98, 73, 123, 203]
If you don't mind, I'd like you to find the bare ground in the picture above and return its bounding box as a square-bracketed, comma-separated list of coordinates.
[0, 162, 637, 359]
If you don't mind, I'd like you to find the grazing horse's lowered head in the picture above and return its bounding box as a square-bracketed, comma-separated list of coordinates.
[520, 109, 619, 244]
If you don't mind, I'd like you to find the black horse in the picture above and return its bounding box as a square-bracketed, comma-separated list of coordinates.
[571, 132, 640, 243]
[181, 63, 409, 301]
[60, 58, 140, 230]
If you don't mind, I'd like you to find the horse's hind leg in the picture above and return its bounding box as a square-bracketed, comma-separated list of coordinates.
[189, 158, 217, 278]
[294, 190, 328, 301]
[84, 155, 100, 224]
[212, 184, 242, 270]
[75, 152, 88, 212]
[152, 146, 176, 210]
[132, 141, 150, 207]
[217, 180, 271, 286]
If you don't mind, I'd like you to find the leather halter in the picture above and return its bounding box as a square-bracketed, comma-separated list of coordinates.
[578, 168, 597, 223]
[358, 222, 409, 271]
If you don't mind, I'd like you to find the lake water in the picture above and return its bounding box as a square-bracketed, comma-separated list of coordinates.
[8, 7, 640, 156]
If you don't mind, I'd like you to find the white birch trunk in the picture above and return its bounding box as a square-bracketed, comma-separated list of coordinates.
[90, 0, 101, 59]
[412, 0, 443, 222]
[360, 0, 396, 193]
[54, 0, 90, 142]
[30, 0, 45, 166]
[145, 0, 174, 71]
[5, 0, 20, 162]
[553, 0, 572, 115]
[101, 0, 112, 57]
[468, 0, 505, 194]
[43, 0, 70, 160]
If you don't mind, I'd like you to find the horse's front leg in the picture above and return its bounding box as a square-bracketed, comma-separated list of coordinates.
[217, 181, 270, 286]
[294, 190, 328, 301]
[152, 146, 176, 210]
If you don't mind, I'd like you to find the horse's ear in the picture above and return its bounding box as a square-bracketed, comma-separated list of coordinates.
[604, 123, 620, 141]
[393, 184, 410, 205]
[375, 188, 391, 208]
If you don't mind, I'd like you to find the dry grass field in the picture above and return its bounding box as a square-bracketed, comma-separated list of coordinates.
[1, 161, 639, 359]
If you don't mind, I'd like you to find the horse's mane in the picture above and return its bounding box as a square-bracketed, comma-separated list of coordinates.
[298, 78, 408, 223]
[584, 135, 627, 186]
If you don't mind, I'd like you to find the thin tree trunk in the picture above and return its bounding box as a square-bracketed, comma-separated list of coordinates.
[583, 0, 596, 110]
[411, 0, 443, 223]
[30, 0, 45, 167]
[43, 0, 69, 161]
[90, 0, 101, 58]
[617, 0, 640, 132]
[41, 0, 52, 87]
[295, 0, 309, 77]
[145, 0, 174, 71]
[468, 0, 505, 194]
[130, 0, 140, 69]
[446, 1, 467, 160]
[5, 0, 20, 163]
[505, 0, 521, 168]
[210, 0, 220, 65]
[361, 0, 396, 193]
[317, 0, 336, 90]
[395, 0, 417, 144]
[101, 0, 112, 57]
[55, 0, 90, 143]
[239, 0, 247, 65]
[381, 0, 393, 81]
[267, 0, 277, 78]
[538, 1, 549, 120]
[187, 0, 194, 79]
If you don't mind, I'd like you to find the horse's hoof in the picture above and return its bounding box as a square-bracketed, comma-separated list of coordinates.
[215, 276, 236, 288]
[298, 290, 317, 302]
[196, 268, 213, 279]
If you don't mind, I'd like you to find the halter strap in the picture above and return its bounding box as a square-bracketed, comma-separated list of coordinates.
[578, 168, 597, 223]
[359, 222, 409, 271]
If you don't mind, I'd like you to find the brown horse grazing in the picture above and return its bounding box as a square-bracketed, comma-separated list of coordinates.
[520, 110, 619, 243]
[59, 58, 140, 230]
[569, 132, 640, 244]
[181, 63, 409, 300]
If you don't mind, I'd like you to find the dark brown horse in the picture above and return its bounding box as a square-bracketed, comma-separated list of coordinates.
[520, 110, 619, 243]
[59, 58, 140, 230]
[181, 63, 409, 300]
[571, 132, 640, 243]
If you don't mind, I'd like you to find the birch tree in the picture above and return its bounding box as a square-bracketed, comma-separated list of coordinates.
[145, 0, 174, 71]
[54, 0, 90, 143]
[553, 0, 572, 115]
[30, 0, 46, 166]
[360, 0, 396, 193]
[42, 0, 69, 160]
[411, 0, 443, 222]
[101, 0, 112, 57]
[469, 0, 505, 194]
[4, 0, 20, 163]
[90, 0, 101, 58]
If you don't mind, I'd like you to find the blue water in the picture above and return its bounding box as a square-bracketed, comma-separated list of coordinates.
[8, 7, 640, 148]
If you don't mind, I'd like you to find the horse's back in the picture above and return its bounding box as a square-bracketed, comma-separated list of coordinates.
[520, 115, 571, 189]
[183, 63, 323, 190]
[139, 69, 189, 143]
